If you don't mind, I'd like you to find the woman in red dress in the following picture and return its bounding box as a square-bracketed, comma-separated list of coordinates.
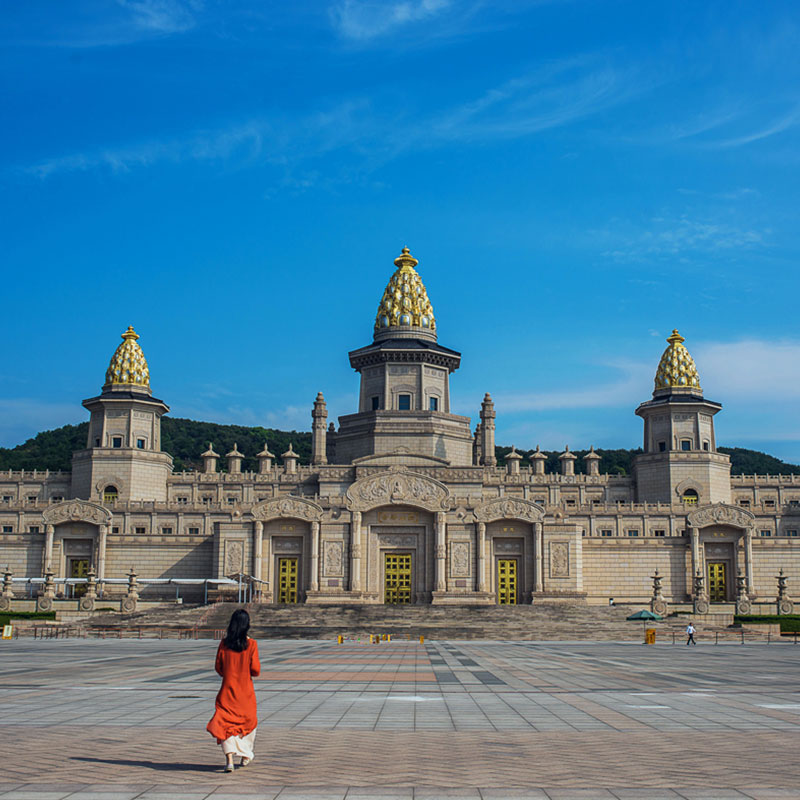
[207, 609, 261, 772]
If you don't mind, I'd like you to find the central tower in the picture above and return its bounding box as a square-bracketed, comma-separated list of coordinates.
[335, 247, 473, 465]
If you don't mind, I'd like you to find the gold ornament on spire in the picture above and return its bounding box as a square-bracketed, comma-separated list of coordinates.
[374, 247, 436, 334]
[654, 329, 701, 392]
[104, 326, 151, 390]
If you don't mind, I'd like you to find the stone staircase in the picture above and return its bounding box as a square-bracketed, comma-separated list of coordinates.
[80, 602, 751, 642]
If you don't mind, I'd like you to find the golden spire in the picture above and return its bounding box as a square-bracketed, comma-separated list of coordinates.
[374, 247, 436, 336]
[654, 329, 702, 393]
[104, 326, 151, 391]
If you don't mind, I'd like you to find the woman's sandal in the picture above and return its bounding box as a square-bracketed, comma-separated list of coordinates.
[224, 763, 234, 773]
[240, 757, 252, 767]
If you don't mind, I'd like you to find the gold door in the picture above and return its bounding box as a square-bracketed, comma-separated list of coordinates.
[497, 559, 518, 605]
[277, 557, 299, 604]
[384, 553, 412, 604]
[70, 558, 89, 598]
[708, 562, 727, 602]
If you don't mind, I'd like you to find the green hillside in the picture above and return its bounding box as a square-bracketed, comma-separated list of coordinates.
[0, 419, 798, 476]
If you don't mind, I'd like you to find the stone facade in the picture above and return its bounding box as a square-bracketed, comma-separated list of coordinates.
[1, 253, 799, 606]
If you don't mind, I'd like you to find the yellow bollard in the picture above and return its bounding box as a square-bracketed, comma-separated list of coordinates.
[419, 635, 424, 644]
[387, 634, 392, 642]
[645, 628, 656, 645]
[337, 635, 343, 644]
[369, 634, 374, 644]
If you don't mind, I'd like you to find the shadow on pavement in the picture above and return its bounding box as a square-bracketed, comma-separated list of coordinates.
[72, 756, 221, 773]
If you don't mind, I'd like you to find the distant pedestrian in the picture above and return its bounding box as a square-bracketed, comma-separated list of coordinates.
[686, 623, 697, 645]
[207, 609, 261, 772]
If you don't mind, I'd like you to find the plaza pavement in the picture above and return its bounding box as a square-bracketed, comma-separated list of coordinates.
[1, 637, 799, 799]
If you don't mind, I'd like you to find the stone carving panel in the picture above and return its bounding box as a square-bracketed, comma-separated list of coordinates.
[252, 496, 323, 522]
[377, 534, 418, 547]
[43, 500, 111, 526]
[346, 467, 450, 512]
[450, 541, 470, 577]
[224, 540, 244, 575]
[323, 541, 344, 577]
[550, 541, 570, 578]
[273, 537, 302, 553]
[688, 504, 755, 529]
[475, 497, 544, 523]
[494, 539, 522, 554]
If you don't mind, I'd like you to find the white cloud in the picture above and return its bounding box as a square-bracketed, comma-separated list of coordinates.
[117, 0, 201, 34]
[330, 0, 453, 41]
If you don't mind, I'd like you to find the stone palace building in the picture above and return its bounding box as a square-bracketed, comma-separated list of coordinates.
[1, 247, 799, 608]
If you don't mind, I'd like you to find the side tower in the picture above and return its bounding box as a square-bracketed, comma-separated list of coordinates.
[335, 247, 473, 465]
[71, 327, 172, 502]
[633, 329, 731, 504]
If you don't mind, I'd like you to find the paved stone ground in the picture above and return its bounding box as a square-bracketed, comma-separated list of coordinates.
[1, 637, 799, 799]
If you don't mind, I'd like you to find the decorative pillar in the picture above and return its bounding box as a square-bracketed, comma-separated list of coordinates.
[435, 512, 447, 592]
[282, 444, 299, 474]
[37, 567, 55, 612]
[506, 447, 522, 475]
[534, 521, 544, 592]
[226, 443, 244, 474]
[80, 568, 97, 612]
[201, 443, 219, 473]
[473, 424, 482, 466]
[559, 446, 576, 476]
[311, 393, 328, 466]
[479, 394, 496, 466]
[121, 567, 139, 613]
[256, 444, 274, 473]
[97, 523, 109, 593]
[253, 521, 263, 584]
[650, 569, 668, 616]
[690, 527, 700, 596]
[744, 527, 755, 595]
[44, 524, 55, 573]
[735, 570, 751, 614]
[531, 446, 546, 475]
[0, 567, 13, 612]
[350, 511, 362, 592]
[310, 521, 320, 592]
[477, 522, 487, 592]
[776, 568, 794, 615]
[584, 446, 601, 476]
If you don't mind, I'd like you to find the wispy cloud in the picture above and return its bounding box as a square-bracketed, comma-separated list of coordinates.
[330, 0, 453, 41]
[117, 0, 201, 34]
[709, 105, 800, 148]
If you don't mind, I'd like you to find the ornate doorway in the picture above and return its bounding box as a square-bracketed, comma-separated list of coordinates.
[384, 553, 412, 604]
[497, 559, 518, 605]
[277, 557, 299, 603]
[708, 562, 727, 602]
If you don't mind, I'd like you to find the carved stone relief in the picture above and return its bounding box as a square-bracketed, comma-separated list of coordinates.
[450, 541, 470, 577]
[323, 541, 344, 577]
[252, 496, 323, 522]
[550, 541, 570, 578]
[688, 504, 754, 529]
[273, 537, 302, 553]
[43, 500, 111, 526]
[224, 540, 244, 575]
[475, 497, 544, 523]
[346, 467, 450, 512]
[494, 539, 522, 554]
[377, 534, 418, 547]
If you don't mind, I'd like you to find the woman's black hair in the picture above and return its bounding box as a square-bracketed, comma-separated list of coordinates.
[223, 608, 250, 652]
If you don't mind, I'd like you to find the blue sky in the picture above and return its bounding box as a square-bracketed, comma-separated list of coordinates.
[2, 0, 800, 464]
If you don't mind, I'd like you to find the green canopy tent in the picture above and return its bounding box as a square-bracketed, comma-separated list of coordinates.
[627, 609, 664, 642]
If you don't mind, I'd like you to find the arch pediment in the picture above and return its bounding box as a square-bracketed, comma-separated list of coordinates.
[252, 496, 323, 523]
[687, 503, 754, 530]
[346, 467, 450, 512]
[42, 499, 112, 526]
[475, 497, 544, 523]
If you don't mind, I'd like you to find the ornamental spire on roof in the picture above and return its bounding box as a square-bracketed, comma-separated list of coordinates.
[654, 329, 702, 394]
[374, 247, 436, 340]
[104, 326, 151, 394]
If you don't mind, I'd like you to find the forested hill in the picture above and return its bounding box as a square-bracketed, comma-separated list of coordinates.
[1, 418, 799, 476]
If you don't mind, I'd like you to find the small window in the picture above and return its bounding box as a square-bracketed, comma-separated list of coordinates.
[760, 530, 771, 537]
[103, 486, 118, 505]
[738, 499, 750, 507]
[702, 441, 710, 451]
[789, 499, 799, 507]
[51, 496, 63, 503]
[176, 496, 188, 505]
[429, 397, 438, 411]
[226, 497, 236, 505]
[765, 499, 776, 507]
[787, 530, 799, 537]
[2, 526, 12, 533]
[187, 526, 200, 535]
[137, 438, 146, 449]
[112, 436, 123, 448]
[627, 529, 639, 537]
[2, 496, 11, 503]
[371, 396, 380, 410]
[658, 441, 666, 452]
[135, 526, 146, 534]
[202, 496, 212, 505]
[28, 525, 40, 534]
[566, 498, 576, 506]
[653, 529, 666, 537]
[27, 495, 37, 504]
[95, 437, 101, 447]
[112, 526, 120, 533]
[398, 394, 411, 410]
[683, 489, 698, 505]
[600, 529, 613, 537]
[161, 527, 172, 535]
[680, 440, 692, 451]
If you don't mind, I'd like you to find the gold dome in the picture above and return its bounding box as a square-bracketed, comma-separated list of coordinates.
[654, 329, 701, 392]
[374, 247, 436, 336]
[104, 326, 151, 391]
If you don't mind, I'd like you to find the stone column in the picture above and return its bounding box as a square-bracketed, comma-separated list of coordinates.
[744, 527, 755, 595]
[480, 394, 496, 466]
[311, 393, 328, 466]
[44, 524, 54, 573]
[97, 524, 109, 592]
[310, 521, 320, 592]
[477, 522, 487, 592]
[263, 532, 272, 601]
[534, 521, 544, 592]
[350, 511, 362, 592]
[690, 527, 700, 597]
[253, 521, 263, 584]
[435, 512, 447, 592]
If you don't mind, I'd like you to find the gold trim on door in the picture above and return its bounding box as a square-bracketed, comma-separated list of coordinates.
[384, 553, 412, 604]
[497, 558, 518, 605]
[277, 557, 299, 604]
[70, 558, 89, 598]
[708, 562, 726, 602]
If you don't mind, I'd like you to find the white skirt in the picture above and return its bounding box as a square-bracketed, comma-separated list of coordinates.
[220, 726, 257, 759]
